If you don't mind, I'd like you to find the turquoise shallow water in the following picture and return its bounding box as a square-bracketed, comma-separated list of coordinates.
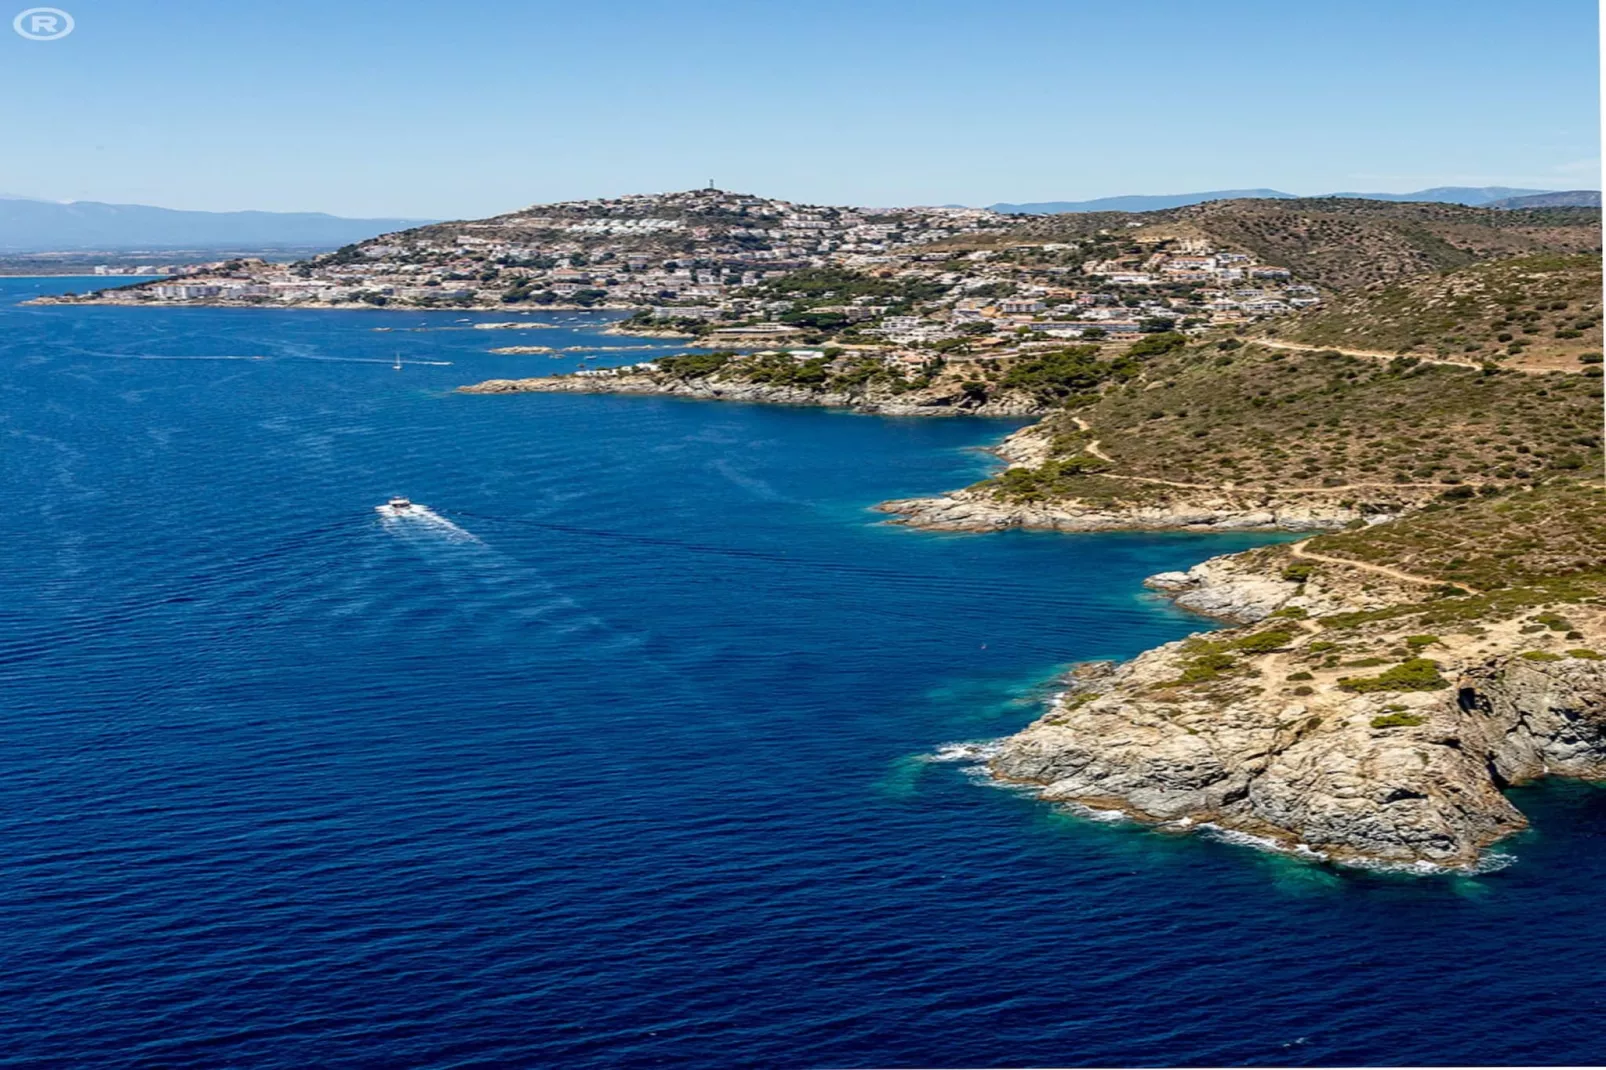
[3, 277, 1605, 1067]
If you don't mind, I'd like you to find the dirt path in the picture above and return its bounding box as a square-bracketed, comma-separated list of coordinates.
[1069, 415, 1481, 496]
[1256, 338, 1554, 375]
[1256, 338, 1478, 369]
[1289, 539, 1481, 596]
[1074, 423, 1470, 495]
[1273, 480, 1480, 494]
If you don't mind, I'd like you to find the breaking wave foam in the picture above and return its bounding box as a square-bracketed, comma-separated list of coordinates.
[927, 740, 1001, 764]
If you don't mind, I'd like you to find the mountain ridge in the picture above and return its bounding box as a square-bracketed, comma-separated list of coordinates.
[4, 186, 1595, 251]
[0, 196, 435, 252]
[1482, 190, 1601, 209]
[989, 186, 1571, 214]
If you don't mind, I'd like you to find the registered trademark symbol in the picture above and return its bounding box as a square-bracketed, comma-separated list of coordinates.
[13, 6, 74, 39]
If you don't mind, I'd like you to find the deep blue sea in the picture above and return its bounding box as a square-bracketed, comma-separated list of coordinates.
[3, 276, 1605, 1068]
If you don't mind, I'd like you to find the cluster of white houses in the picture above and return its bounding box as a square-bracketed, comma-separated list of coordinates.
[91, 190, 1319, 352]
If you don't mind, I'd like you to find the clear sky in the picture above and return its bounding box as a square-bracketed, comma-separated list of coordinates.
[1, 0, 1598, 218]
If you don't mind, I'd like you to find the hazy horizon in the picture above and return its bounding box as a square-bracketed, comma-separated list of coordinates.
[0, 183, 1595, 222]
[0, 0, 1597, 219]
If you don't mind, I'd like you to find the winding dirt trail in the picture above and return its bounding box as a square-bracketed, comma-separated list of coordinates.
[1255, 338, 1478, 368]
[1289, 539, 1481, 596]
[1070, 415, 1474, 496]
[1255, 338, 1556, 375]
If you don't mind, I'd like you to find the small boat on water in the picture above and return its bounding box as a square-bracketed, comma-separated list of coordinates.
[387, 496, 413, 510]
[393, 352, 402, 370]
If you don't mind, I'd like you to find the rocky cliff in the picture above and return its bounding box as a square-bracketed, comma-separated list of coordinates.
[989, 547, 1606, 869]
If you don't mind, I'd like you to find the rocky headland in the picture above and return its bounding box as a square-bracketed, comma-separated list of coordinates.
[989, 536, 1606, 869]
[875, 486, 1369, 534]
[875, 420, 1422, 535]
[458, 364, 1049, 417]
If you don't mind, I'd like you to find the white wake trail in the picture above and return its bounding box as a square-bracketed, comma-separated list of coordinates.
[375, 502, 481, 543]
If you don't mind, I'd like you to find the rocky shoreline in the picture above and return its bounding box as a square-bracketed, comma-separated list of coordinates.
[457, 369, 1049, 417]
[876, 487, 1366, 534]
[985, 547, 1606, 870]
[22, 291, 639, 313]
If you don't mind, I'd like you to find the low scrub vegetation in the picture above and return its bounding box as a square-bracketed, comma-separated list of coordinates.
[1278, 254, 1603, 367]
[1339, 658, 1450, 693]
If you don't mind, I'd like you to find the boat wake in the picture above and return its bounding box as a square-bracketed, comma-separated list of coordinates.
[375, 500, 481, 542]
[368, 498, 655, 660]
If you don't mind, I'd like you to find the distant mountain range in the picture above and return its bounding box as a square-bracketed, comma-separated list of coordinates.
[0, 196, 434, 253]
[2, 186, 1597, 254]
[987, 187, 1599, 214]
[1481, 190, 1601, 209]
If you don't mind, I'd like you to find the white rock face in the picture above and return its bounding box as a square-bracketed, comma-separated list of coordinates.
[459, 372, 1048, 416]
[990, 598, 1606, 868]
[1141, 552, 1384, 623]
[877, 488, 1363, 537]
[1151, 557, 1298, 622]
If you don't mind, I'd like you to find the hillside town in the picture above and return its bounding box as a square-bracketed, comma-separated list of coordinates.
[45, 188, 1320, 350]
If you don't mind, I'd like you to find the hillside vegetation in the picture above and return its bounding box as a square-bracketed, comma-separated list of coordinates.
[983, 337, 1603, 507]
[1268, 253, 1602, 370]
[1171, 199, 1599, 290]
[964, 199, 1601, 291]
[901, 242, 1606, 870]
[1307, 480, 1606, 596]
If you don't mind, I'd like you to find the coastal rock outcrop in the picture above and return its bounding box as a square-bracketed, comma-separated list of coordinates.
[988, 565, 1606, 869]
[1142, 550, 1401, 623]
[876, 486, 1367, 536]
[459, 371, 1048, 417]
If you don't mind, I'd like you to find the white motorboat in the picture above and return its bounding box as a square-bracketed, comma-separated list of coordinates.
[387, 496, 413, 510]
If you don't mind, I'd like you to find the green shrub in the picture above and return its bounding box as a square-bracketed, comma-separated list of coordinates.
[1126, 331, 1188, 358]
[1404, 635, 1439, 650]
[1286, 671, 1314, 681]
[1566, 648, 1603, 659]
[1156, 648, 1242, 687]
[1282, 563, 1316, 583]
[656, 351, 734, 379]
[1232, 629, 1296, 654]
[1340, 658, 1449, 693]
[991, 455, 1112, 501]
[1370, 711, 1426, 728]
[1519, 650, 1563, 662]
[1000, 346, 1138, 403]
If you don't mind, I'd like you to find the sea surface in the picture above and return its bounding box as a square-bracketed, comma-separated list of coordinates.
[3, 277, 1604, 1068]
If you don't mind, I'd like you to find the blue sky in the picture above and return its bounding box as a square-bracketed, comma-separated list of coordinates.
[1, 0, 1598, 217]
